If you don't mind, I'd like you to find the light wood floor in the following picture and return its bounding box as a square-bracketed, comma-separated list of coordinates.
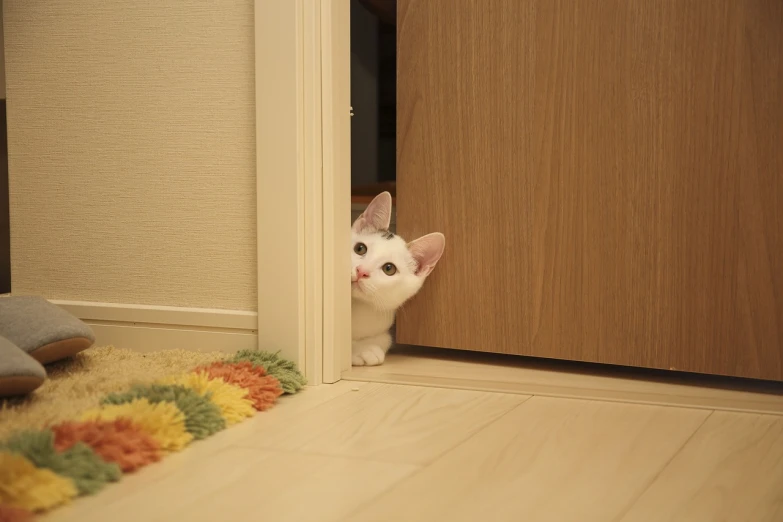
[45, 369, 783, 521]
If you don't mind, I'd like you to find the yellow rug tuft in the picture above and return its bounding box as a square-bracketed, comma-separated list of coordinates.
[0, 345, 304, 520]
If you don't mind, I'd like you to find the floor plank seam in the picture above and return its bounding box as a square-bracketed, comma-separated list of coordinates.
[608, 409, 716, 522]
[337, 398, 534, 521]
[226, 445, 425, 465]
[411, 395, 534, 467]
[338, 463, 424, 521]
[231, 395, 532, 466]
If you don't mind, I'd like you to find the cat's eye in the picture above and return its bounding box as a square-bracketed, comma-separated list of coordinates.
[354, 242, 367, 255]
[382, 263, 397, 276]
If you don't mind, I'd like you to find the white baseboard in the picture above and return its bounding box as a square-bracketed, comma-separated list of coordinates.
[51, 300, 258, 354]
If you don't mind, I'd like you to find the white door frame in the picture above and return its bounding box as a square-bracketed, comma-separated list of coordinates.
[255, 0, 351, 385]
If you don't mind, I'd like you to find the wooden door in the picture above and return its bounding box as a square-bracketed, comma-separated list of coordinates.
[396, 0, 783, 380]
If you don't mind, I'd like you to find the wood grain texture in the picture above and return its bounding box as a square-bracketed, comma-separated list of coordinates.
[344, 396, 710, 522]
[619, 411, 783, 522]
[234, 382, 526, 464]
[396, 0, 783, 379]
[57, 447, 417, 522]
[64, 448, 278, 522]
[165, 451, 417, 522]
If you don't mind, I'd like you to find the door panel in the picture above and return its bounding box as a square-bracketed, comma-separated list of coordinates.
[396, 0, 783, 380]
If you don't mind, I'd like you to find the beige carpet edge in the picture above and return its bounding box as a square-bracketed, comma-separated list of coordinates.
[0, 345, 227, 439]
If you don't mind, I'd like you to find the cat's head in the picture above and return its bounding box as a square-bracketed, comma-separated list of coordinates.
[351, 191, 445, 311]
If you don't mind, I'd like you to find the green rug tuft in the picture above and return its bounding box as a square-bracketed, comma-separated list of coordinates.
[232, 350, 307, 394]
[103, 384, 225, 440]
[1, 430, 120, 495]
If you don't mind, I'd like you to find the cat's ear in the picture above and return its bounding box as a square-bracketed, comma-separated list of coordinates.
[352, 192, 392, 233]
[408, 232, 445, 277]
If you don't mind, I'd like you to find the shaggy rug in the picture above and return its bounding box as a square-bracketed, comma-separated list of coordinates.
[0, 346, 306, 521]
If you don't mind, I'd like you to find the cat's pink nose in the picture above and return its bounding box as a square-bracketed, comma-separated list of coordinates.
[356, 266, 370, 280]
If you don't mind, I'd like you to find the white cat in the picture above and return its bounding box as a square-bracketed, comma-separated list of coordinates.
[351, 192, 445, 366]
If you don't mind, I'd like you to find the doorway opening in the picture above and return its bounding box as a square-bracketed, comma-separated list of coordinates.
[1, 5, 10, 295]
[350, 0, 396, 232]
[0, 99, 9, 295]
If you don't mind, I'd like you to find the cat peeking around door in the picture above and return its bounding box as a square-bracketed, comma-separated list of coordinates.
[351, 192, 445, 366]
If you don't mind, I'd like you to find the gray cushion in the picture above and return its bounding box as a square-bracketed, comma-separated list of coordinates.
[0, 296, 95, 363]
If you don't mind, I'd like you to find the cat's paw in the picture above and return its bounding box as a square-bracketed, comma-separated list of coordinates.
[351, 345, 386, 366]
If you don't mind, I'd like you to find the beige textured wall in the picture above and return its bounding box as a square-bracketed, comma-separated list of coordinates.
[3, 1, 257, 310]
